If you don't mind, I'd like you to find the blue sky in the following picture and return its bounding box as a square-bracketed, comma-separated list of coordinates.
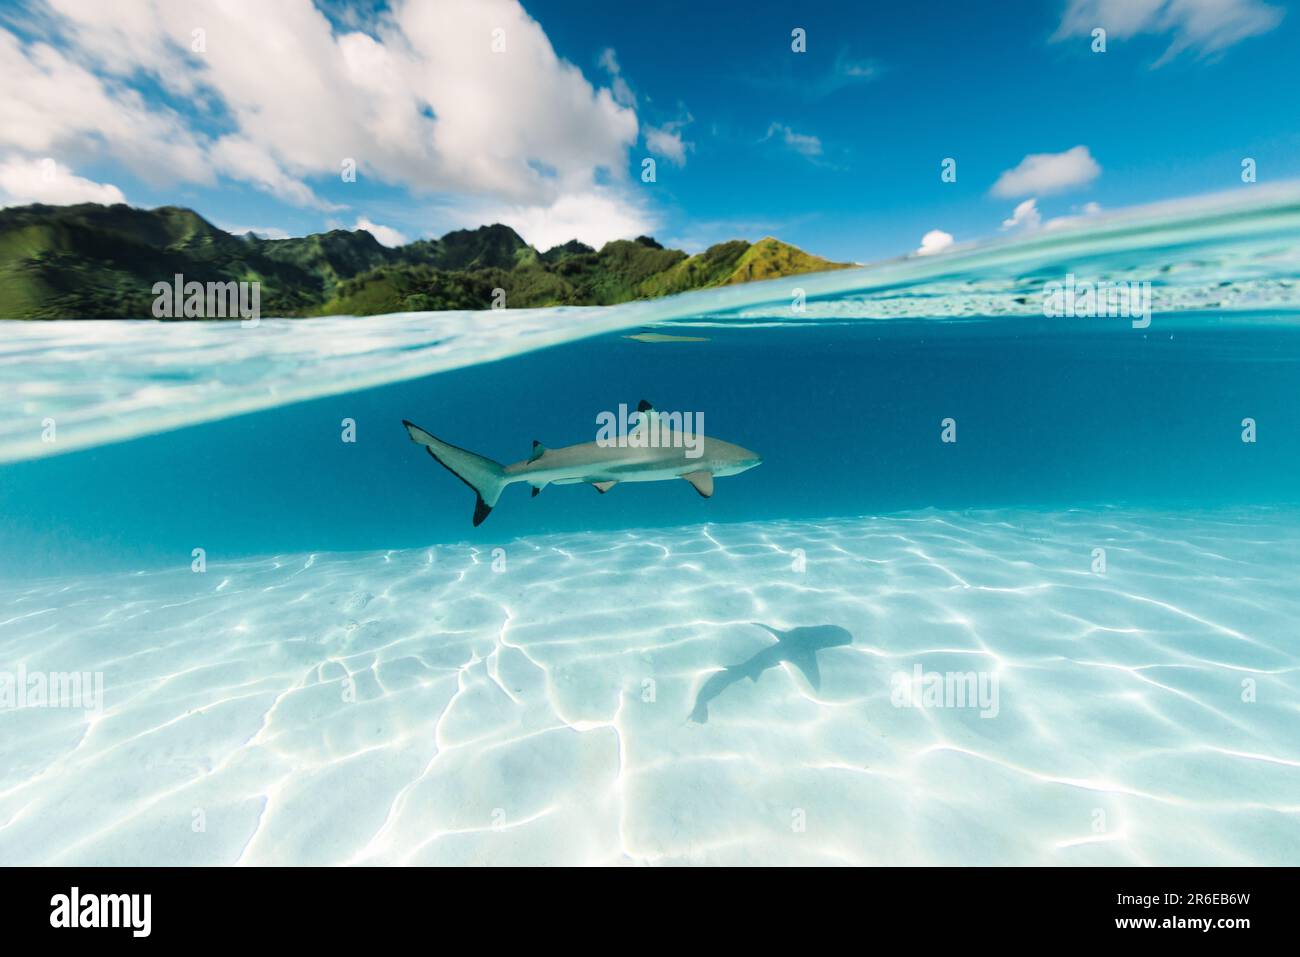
[1, 0, 1297, 262]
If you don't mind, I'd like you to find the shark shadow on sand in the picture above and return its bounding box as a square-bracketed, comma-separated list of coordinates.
[689, 623, 853, 723]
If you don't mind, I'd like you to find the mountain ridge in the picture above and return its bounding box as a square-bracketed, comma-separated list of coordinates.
[0, 203, 853, 319]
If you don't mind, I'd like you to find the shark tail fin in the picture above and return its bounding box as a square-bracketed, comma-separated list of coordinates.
[402, 420, 508, 526]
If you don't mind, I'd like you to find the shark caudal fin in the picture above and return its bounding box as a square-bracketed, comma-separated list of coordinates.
[402, 420, 508, 526]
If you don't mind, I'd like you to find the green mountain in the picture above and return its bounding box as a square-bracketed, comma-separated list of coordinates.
[0, 203, 853, 319]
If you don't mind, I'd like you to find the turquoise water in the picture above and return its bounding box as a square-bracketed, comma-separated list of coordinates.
[1, 187, 1298, 864]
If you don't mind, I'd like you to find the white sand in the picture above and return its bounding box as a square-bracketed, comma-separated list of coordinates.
[1, 507, 1297, 865]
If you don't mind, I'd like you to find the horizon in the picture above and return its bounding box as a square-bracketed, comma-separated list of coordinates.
[5, 198, 810, 258]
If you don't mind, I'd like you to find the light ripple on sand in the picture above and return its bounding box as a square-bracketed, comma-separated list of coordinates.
[0, 506, 1297, 865]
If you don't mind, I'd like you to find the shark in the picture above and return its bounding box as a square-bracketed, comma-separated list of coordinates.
[689, 623, 854, 723]
[402, 400, 761, 526]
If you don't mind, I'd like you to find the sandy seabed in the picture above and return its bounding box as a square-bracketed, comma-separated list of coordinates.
[1, 508, 1297, 866]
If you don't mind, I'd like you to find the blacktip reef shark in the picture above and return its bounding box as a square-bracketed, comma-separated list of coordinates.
[402, 400, 761, 526]
[689, 623, 853, 723]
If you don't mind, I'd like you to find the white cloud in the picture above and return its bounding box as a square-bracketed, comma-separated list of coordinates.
[220, 224, 292, 240]
[837, 59, 879, 82]
[465, 188, 657, 251]
[645, 114, 694, 167]
[805, 53, 882, 99]
[0, 157, 125, 206]
[0, 0, 646, 228]
[915, 229, 954, 256]
[1044, 200, 1103, 230]
[598, 47, 636, 107]
[992, 145, 1100, 198]
[354, 216, 407, 247]
[600, 47, 691, 167]
[762, 122, 823, 158]
[749, 50, 883, 100]
[1054, 0, 1285, 65]
[1001, 198, 1042, 232]
[0, 28, 211, 186]
[210, 135, 336, 210]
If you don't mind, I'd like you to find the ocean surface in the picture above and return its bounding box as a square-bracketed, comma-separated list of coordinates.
[1, 186, 1298, 865]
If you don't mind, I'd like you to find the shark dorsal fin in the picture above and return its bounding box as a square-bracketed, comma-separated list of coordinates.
[529, 440, 546, 462]
[592, 480, 617, 494]
[630, 400, 659, 438]
[682, 470, 713, 498]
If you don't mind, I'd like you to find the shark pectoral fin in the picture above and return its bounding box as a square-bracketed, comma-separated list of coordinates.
[682, 470, 714, 498]
[530, 483, 545, 498]
[592, 480, 617, 494]
[785, 649, 822, 691]
[529, 440, 546, 462]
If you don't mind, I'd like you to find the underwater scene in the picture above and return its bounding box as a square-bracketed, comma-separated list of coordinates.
[2, 187, 1298, 866]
